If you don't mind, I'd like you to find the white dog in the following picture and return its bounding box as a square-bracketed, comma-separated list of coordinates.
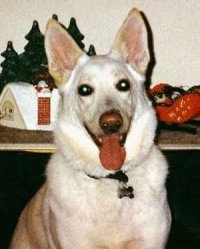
[10, 8, 171, 249]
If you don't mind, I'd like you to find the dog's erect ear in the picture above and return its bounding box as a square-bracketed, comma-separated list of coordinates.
[45, 19, 84, 86]
[112, 8, 150, 74]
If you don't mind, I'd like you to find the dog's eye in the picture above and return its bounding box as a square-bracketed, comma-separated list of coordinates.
[116, 79, 130, 92]
[78, 84, 94, 96]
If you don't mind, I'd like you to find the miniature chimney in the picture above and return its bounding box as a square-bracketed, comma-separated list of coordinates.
[35, 81, 51, 125]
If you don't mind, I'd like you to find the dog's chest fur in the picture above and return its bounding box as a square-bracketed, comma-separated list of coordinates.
[48, 179, 140, 248]
[46, 149, 166, 248]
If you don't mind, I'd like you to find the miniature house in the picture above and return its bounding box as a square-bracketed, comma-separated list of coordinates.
[0, 82, 60, 130]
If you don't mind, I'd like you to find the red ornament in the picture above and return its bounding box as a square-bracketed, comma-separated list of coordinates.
[150, 83, 200, 123]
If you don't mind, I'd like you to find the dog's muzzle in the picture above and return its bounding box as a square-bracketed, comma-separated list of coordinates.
[86, 110, 128, 171]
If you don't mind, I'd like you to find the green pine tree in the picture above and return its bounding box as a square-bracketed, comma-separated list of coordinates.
[87, 44, 96, 56]
[52, 14, 58, 21]
[0, 41, 19, 92]
[18, 20, 47, 82]
[67, 17, 85, 50]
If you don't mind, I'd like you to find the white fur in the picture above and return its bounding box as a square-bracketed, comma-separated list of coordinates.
[10, 8, 171, 249]
[44, 52, 171, 248]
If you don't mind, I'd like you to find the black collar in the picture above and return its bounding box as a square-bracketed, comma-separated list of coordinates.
[87, 170, 128, 182]
[87, 170, 134, 199]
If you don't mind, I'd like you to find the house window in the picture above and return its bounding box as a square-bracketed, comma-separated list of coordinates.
[2, 101, 14, 121]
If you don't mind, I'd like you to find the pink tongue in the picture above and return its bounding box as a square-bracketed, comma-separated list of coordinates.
[99, 134, 126, 170]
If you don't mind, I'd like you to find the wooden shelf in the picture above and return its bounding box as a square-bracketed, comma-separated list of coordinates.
[158, 129, 200, 150]
[0, 125, 200, 152]
[0, 143, 55, 153]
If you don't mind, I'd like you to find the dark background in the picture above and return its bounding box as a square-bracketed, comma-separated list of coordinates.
[0, 150, 200, 249]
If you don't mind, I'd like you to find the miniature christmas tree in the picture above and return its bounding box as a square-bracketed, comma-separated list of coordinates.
[18, 20, 47, 82]
[52, 14, 58, 21]
[0, 16, 96, 93]
[67, 17, 85, 50]
[87, 44, 96, 56]
[0, 41, 19, 92]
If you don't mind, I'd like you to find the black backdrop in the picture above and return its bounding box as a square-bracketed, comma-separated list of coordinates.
[0, 151, 200, 249]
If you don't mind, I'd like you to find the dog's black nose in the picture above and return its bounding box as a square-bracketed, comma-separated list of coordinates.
[99, 111, 123, 134]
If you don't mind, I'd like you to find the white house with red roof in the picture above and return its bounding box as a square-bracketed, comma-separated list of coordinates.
[0, 82, 60, 130]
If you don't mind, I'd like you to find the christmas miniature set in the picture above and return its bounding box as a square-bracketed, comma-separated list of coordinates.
[0, 15, 199, 132]
[0, 15, 96, 130]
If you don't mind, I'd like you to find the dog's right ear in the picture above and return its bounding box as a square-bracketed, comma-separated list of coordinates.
[45, 19, 84, 86]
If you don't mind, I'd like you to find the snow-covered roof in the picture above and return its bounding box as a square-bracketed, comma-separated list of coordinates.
[0, 82, 60, 130]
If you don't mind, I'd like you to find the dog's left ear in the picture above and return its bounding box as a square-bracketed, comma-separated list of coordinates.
[45, 19, 84, 86]
[111, 8, 150, 74]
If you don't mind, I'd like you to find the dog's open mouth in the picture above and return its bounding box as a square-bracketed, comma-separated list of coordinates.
[85, 125, 127, 170]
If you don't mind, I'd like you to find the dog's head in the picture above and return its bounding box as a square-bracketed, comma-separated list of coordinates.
[45, 8, 157, 175]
